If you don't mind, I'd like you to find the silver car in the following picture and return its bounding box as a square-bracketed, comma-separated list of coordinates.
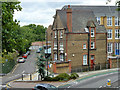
[17, 57, 25, 63]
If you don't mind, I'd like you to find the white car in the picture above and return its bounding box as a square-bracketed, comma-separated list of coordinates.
[17, 57, 25, 63]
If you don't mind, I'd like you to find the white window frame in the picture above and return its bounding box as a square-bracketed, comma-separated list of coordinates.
[83, 55, 87, 65]
[54, 53, 57, 60]
[107, 29, 112, 39]
[91, 42, 94, 49]
[91, 28, 94, 37]
[107, 43, 113, 53]
[54, 42, 57, 49]
[83, 44, 86, 49]
[60, 42, 63, 50]
[115, 17, 119, 26]
[54, 31, 57, 38]
[96, 17, 101, 25]
[60, 31, 63, 38]
[107, 17, 112, 26]
[115, 29, 120, 39]
[60, 54, 64, 61]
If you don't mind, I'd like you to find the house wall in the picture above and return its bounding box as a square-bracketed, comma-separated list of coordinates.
[66, 33, 107, 69]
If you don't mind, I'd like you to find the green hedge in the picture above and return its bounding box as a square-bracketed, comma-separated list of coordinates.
[1, 60, 16, 74]
[44, 73, 79, 81]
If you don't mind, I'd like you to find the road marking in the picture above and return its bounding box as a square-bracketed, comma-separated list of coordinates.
[22, 70, 25, 74]
[99, 86, 103, 88]
[67, 86, 71, 88]
[12, 64, 19, 74]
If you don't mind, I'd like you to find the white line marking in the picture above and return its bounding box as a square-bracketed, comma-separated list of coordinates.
[22, 70, 25, 74]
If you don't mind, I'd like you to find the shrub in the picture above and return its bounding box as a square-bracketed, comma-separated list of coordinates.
[52, 73, 70, 81]
[44, 76, 52, 81]
[70, 73, 79, 79]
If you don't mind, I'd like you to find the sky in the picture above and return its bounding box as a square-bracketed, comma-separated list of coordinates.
[13, 0, 116, 28]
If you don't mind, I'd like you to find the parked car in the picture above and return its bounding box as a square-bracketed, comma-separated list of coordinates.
[32, 83, 57, 90]
[36, 49, 40, 53]
[22, 54, 27, 59]
[17, 57, 25, 63]
[26, 51, 30, 55]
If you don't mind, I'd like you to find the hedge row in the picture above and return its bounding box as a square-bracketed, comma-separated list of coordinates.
[44, 73, 79, 81]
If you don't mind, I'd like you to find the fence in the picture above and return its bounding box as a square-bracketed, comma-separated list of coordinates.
[1, 60, 16, 74]
[71, 62, 118, 73]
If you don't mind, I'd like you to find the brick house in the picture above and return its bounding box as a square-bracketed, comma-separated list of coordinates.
[62, 5, 120, 57]
[49, 5, 107, 73]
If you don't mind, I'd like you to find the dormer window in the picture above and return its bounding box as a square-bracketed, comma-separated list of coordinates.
[91, 28, 94, 37]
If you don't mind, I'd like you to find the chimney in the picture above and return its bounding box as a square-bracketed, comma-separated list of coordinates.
[66, 5, 72, 32]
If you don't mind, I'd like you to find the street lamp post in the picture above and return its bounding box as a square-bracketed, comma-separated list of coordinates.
[46, 31, 48, 76]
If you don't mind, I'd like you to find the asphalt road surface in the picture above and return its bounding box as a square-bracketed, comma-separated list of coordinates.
[61, 72, 119, 88]
[2, 50, 37, 85]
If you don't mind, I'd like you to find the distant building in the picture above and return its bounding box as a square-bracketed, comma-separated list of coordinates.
[29, 41, 46, 50]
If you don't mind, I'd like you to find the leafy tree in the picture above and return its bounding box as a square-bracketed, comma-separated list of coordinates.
[2, 1, 22, 52]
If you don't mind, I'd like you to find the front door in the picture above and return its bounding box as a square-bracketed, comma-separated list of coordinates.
[91, 55, 95, 69]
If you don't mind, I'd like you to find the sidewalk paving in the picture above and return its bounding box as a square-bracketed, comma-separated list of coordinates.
[8, 68, 119, 88]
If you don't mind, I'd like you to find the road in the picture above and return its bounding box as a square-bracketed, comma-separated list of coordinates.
[60, 71, 119, 88]
[2, 50, 38, 86]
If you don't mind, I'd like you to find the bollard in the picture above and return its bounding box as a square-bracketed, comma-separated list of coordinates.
[22, 74, 23, 80]
[30, 74, 32, 80]
[106, 79, 111, 87]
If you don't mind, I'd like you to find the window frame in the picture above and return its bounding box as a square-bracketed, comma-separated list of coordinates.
[60, 30, 63, 38]
[91, 42, 95, 49]
[60, 42, 63, 49]
[83, 55, 88, 65]
[83, 44, 87, 49]
[54, 31, 57, 38]
[107, 29, 112, 39]
[91, 28, 95, 37]
[60, 54, 64, 61]
[115, 17, 119, 26]
[115, 29, 120, 39]
[107, 17, 112, 26]
[107, 43, 113, 53]
[54, 41, 57, 49]
[54, 53, 57, 60]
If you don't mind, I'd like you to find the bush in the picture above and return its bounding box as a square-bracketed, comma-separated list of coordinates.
[56, 73, 70, 81]
[44, 76, 52, 81]
[70, 73, 79, 79]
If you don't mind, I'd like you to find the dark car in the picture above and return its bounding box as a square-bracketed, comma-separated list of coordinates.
[32, 83, 57, 90]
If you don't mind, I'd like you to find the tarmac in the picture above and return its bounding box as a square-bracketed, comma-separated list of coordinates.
[6, 68, 119, 89]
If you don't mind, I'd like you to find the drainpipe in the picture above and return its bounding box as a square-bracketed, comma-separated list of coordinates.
[88, 32, 90, 68]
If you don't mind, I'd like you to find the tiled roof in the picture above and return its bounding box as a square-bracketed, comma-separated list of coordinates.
[57, 9, 106, 33]
[62, 5, 120, 17]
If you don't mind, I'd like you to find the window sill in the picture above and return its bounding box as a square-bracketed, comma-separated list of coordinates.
[115, 38, 120, 39]
[82, 64, 88, 66]
[90, 48, 96, 50]
[83, 48, 87, 50]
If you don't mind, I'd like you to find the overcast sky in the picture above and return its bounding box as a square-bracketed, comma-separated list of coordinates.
[13, 0, 116, 28]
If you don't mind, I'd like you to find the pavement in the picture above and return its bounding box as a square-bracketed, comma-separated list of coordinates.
[6, 68, 119, 89]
